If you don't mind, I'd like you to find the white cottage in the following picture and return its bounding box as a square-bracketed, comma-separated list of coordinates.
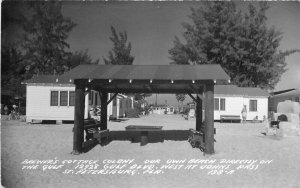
[214, 85, 269, 121]
[23, 75, 133, 123]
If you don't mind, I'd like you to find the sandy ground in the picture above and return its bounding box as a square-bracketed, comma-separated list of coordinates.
[1, 114, 300, 188]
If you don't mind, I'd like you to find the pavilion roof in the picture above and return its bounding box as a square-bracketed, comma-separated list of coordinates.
[24, 65, 230, 94]
[60, 64, 230, 81]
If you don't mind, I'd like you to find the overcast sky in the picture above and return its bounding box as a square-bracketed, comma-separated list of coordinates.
[62, 1, 300, 106]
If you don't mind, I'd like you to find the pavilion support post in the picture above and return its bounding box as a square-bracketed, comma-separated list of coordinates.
[204, 81, 215, 154]
[196, 94, 203, 132]
[100, 92, 108, 130]
[72, 80, 86, 155]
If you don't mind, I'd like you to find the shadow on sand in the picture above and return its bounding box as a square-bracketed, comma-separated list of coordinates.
[82, 130, 190, 152]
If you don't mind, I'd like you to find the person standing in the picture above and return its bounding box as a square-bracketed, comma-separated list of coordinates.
[4, 105, 9, 115]
[241, 105, 247, 124]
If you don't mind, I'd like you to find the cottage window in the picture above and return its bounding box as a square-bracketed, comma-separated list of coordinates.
[120, 100, 123, 108]
[214, 98, 219, 110]
[113, 98, 117, 106]
[50, 91, 59, 106]
[60, 91, 68, 106]
[295, 97, 299, 103]
[249, 100, 257, 112]
[220, 98, 226, 111]
[69, 91, 75, 106]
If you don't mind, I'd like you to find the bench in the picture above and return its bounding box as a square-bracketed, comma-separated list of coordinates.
[125, 125, 163, 146]
[84, 123, 100, 141]
[84, 121, 110, 144]
[220, 115, 241, 123]
[188, 129, 205, 152]
[93, 129, 110, 144]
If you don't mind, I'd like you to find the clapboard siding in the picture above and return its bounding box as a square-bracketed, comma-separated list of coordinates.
[26, 85, 77, 121]
[26, 85, 131, 122]
[244, 97, 268, 121]
[214, 96, 244, 120]
[214, 95, 268, 121]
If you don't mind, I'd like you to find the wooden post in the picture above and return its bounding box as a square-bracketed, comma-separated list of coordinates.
[100, 92, 108, 130]
[196, 94, 203, 132]
[72, 80, 86, 155]
[204, 81, 214, 154]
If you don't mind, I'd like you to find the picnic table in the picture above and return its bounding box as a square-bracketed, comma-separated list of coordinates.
[125, 125, 163, 146]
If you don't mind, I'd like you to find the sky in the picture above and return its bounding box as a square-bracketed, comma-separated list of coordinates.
[62, 1, 300, 106]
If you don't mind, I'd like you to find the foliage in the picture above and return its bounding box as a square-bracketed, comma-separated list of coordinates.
[176, 94, 186, 112]
[64, 50, 100, 71]
[1, 1, 79, 102]
[1, 1, 27, 46]
[103, 26, 151, 99]
[134, 99, 150, 114]
[1, 2, 30, 102]
[1, 48, 28, 99]
[103, 26, 135, 65]
[169, 2, 299, 90]
[133, 93, 152, 101]
[22, 1, 76, 75]
[175, 94, 186, 103]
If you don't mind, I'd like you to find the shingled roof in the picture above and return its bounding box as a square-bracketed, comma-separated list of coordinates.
[215, 85, 269, 97]
[271, 89, 300, 97]
[23, 75, 72, 84]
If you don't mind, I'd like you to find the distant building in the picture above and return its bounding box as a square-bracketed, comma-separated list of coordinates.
[23, 75, 133, 123]
[269, 89, 300, 112]
[187, 85, 269, 121]
[214, 85, 269, 121]
[152, 105, 175, 115]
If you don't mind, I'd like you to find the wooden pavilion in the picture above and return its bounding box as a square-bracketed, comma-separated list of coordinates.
[59, 64, 230, 155]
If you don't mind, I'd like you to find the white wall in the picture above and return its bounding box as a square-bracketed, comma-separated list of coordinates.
[26, 85, 77, 121]
[107, 93, 113, 117]
[26, 85, 114, 122]
[214, 96, 244, 120]
[243, 97, 268, 121]
[214, 95, 268, 121]
[153, 108, 165, 115]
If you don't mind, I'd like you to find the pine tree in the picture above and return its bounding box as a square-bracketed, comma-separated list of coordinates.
[2, 1, 32, 100]
[65, 50, 99, 71]
[103, 26, 134, 65]
[169, 2, 299, 90]
[22, 2, 76, 75]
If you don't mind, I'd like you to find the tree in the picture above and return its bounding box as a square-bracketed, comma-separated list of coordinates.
[1, 1, 32, 102]
[133, 93, 152, 101]
[1, 1, 77, 104]
[1, 47, 28, 100]
[176, 94, 186, 112]
[103, 26, 149, 99]
[64, 50, 99, 71]
[103, 26, 134, 65]
[169, 2, 299, 90]
[1, 1, 27, 45]
[22, 1, 76, 75]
